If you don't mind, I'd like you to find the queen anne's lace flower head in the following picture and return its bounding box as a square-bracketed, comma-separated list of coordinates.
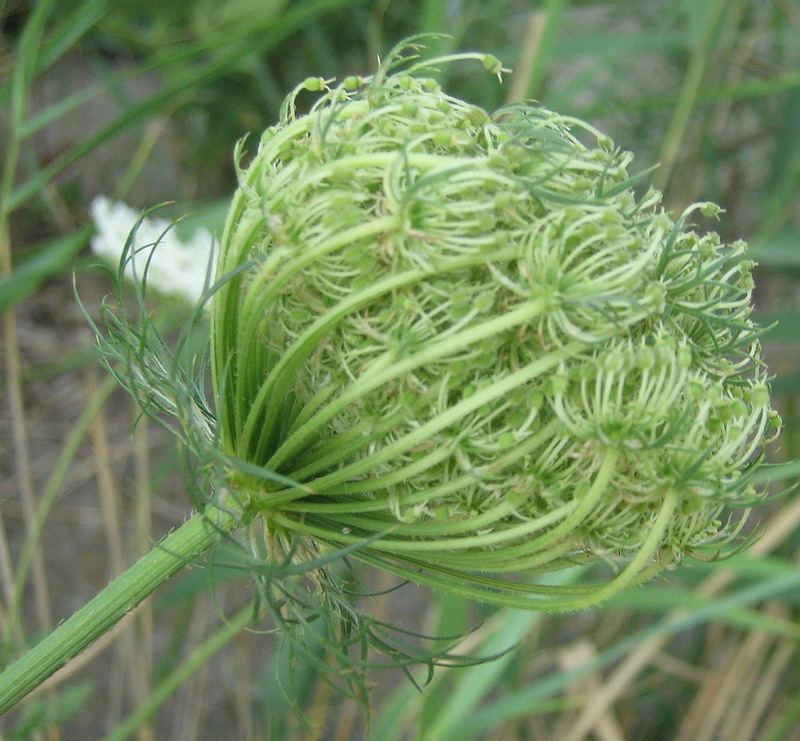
[210, 41, 780, 610]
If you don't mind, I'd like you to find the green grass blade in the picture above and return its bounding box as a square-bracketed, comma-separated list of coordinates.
[755, 90, 800, 243]
[417, 609, 539, 741]
[102, 602, 258, 741]
[764, 687, 800, 741]
[37, 0, 110, 71]
[7, 0, 349, 212]
[0, 227, 90, 313]
[513, 0, 569, 102]
[609, 585, 800, 639]
[440, 569, 800, 740]
[4, 373, 117, 644]
[653, 0, 730, 192]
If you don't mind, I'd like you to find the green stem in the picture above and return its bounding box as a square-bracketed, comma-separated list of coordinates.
[0, 508, 239, 716]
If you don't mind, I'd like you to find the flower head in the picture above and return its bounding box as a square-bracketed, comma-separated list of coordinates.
[210, 41, 779, 610]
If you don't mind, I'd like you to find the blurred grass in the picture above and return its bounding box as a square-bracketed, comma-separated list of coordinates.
[1, 0, 799, 739]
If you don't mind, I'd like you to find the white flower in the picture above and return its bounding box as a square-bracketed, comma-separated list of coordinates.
[90, 196, 216, 306]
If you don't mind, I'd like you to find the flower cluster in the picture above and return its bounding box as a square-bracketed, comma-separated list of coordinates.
[210, 42, 779, 609]
[90, 196, 216, 305]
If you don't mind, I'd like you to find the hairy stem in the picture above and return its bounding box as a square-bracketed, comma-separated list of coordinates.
[0, 507, 239, 715]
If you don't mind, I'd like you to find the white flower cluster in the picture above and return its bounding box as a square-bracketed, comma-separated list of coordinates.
[90, 196, 216, 306]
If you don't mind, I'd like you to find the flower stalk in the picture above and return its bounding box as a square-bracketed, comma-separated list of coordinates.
[0, 508, 238, 716]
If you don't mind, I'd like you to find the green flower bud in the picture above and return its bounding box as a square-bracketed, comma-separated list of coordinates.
[342, 75, 364, 90]
[210, 44, 778, 611]
[302, 76, 329, 92]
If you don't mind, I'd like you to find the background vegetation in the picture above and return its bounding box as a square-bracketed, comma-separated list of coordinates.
[2, 0, 800, 738]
